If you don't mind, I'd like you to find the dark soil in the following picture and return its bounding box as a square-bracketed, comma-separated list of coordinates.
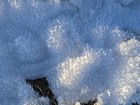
[26, 77, 58, 105]
[132, 102, 139, 105]
[81, 98, 98, 105]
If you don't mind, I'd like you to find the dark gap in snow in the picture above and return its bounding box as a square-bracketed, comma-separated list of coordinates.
[26, 77, 58, 105]
[132, 102, 139, 105]
[81, 98, 98, 105]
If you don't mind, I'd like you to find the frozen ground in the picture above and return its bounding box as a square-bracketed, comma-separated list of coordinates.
[0, 0, 140, 105]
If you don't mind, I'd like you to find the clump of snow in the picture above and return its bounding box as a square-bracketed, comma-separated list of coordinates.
[110, 56, 140, 104]
[118, 38, 140, 56]
[0, 0, 140, 105]
[57, 46, 100, 87]
[43, 16, 74, 52]
[9, 0, 22, 10]
[75, 102, 81, 105]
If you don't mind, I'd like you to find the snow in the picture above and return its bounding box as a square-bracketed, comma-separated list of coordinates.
[0, 0, 140, 105]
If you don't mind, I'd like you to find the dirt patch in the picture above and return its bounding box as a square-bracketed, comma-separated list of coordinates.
[26, 77, 58, 105]
[81, 98, 98, 105]
[132, 102, 139, 105]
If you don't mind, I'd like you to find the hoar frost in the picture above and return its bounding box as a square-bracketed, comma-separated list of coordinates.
[0, 0, 140, 105]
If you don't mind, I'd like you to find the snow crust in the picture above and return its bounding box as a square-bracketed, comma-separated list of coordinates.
[0, 0, 140, 105]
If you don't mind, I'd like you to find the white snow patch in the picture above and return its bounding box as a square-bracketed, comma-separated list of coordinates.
[57, 46, 100, 87]
[118, 38, 140, 56]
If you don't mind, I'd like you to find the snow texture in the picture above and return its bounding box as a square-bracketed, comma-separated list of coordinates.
[0, 0, 140, 105]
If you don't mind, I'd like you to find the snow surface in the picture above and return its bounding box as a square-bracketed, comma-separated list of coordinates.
[0, 0, 140, 105]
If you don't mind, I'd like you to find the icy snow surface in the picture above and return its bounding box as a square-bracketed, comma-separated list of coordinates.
[0, 0, 140, 105]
